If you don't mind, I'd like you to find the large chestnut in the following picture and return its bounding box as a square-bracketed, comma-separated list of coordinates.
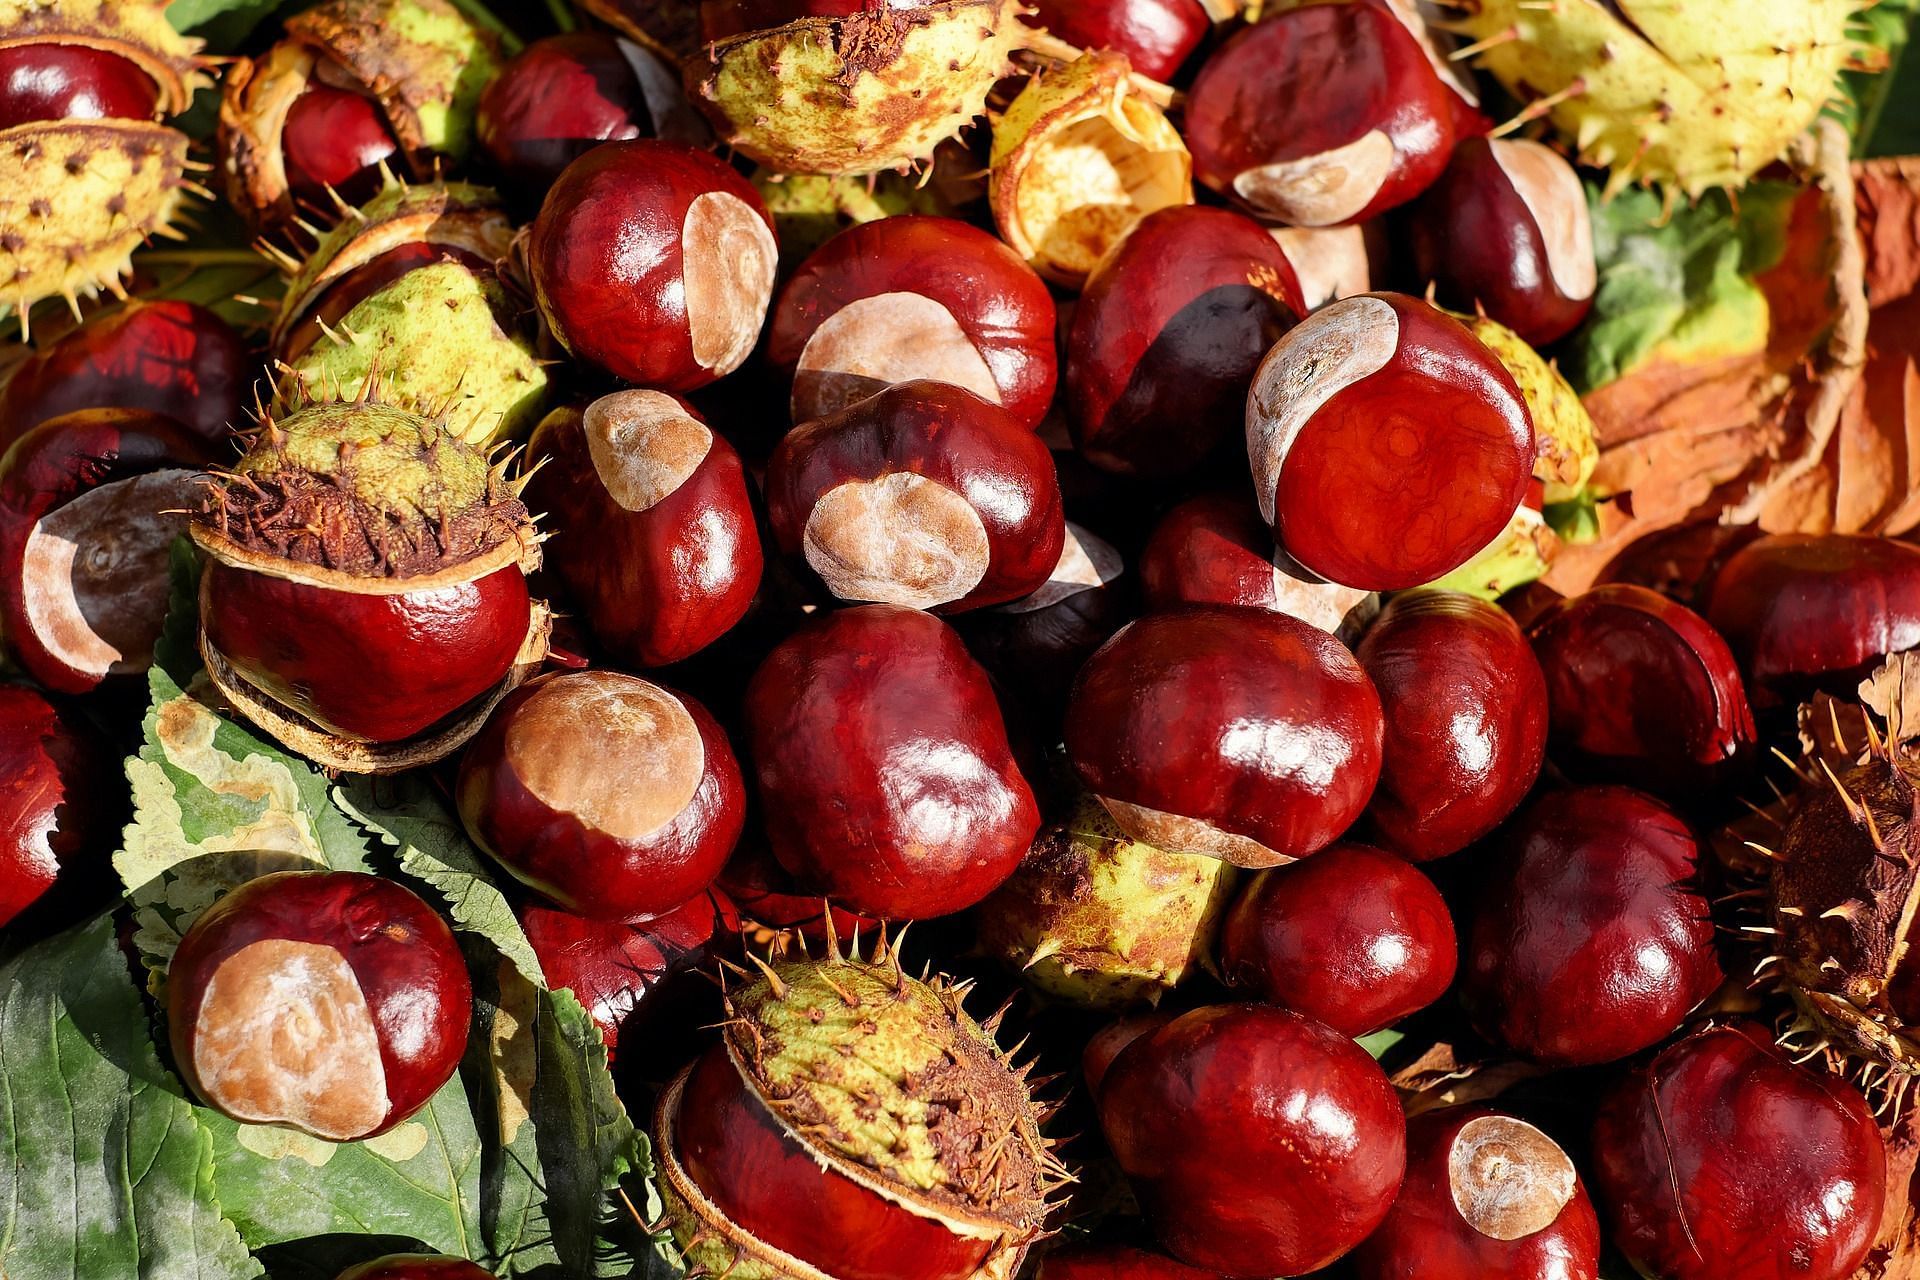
[1099, 1003, 1407, 1276]
[764, 380, 1065, 613]
[767, 215, 1057, 430]
[1352, 1106, 1601, 1280]
[1408, 137, 1596, 347]
[1036, 1243, 1221, 1280]
[0, 43, 160, 128]
[458, 670, 745, 921]
[1528, 584, 1755, 799]
[1184, 3, 1456, 225]
[1592, 1023, 1886, 1280]
[1246, 292, 1536, 591]
[1066, 605, 1383, 868]
[1026, 0, 1211, 83]
[1218, 841, 1456, 1037]
[525, 392, 762, 668]
[1358, 590, 1548, 860]
[1460, 785, 1722, 1067]
[335, 1259, 493, 1280]
[167, 870, 471, 1142]
[1707, 532, 1920, 704]
[743, 603, 1039, 919]
[0, 683, 114, 929]
[1139, 491, 1370, 634]
[1066, 205, 1303, 477]
[527, 139, 778, 390]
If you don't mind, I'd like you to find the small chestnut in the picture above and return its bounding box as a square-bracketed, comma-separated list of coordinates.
[1217, 841, 1457, 1037]
[768, 214, 1057, 429]
[167, 870, 471, 1142]
[744, 603, 1039, 920]
[1246, 292, 1536, 591]
[1099, 1003, 1407, 1276]
[476, 34, 677, 199]
[764, 380, 1066, 613]
[1137, 491, 1370, 634]
[1081, 1008, 1176, 1101]
[458, 670, 746, 921]
[1066, 605, 1384, 868]
[0, 683, 115, 929]
[279, 83, 403, 210]
[1026, 0, 1212, 83]
[527, 139, 778, 390]
[0, 43, 160, 128]
[334, 1258, 494, 1280]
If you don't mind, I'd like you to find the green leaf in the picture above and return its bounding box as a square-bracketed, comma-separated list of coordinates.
[0, 917, 261, 1280]
[1356, 1028, 1406, 1061]
[1841, 0, 1920, 158]
[166, 0, 301, 46]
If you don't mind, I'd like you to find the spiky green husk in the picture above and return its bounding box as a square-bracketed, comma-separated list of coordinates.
[975, 796, 1236, 1009]
[1452, 0, 1856, 197]
[753, 169, 948, 267]
[1423, 504, 1555, 600]
[1456, 312, 1598, 506]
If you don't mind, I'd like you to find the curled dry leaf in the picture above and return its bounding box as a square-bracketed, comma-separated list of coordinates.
[1389, 1041, 1547, 1119]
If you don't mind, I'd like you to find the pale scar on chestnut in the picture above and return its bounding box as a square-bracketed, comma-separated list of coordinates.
[681, 191, 777, 376]
[1447, 1115, 1577, 1241]
[584, 389, 714, 513]
[802, 473, 991, 609]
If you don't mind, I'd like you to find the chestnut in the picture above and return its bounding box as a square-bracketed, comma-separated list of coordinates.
[279, 83, 403, 210]
[458, 670, 746, 921]
[764, 380, 1065, 613]
[0, 683, 115, 929]
[1527, 584, 1756, 799]
[1025, 0, 1211, 83]
[1352, 1106, 1601, 1280]
[1593, 519, 1762, 612]
[0, 408, 210, 694]
[1066, 605, 1383, 868]
[1184, 2, 1456, 225]
[1592, 1023, 1886, 1280]
[334, 1259, 493, 1280]
[1081, 1007, 1176, 1100]
[715, 837, 880, 943]
[1707, 532, 1920, 705]
[1066, 205, 1303, 476]
[1357, 590, 1548, 860]
[524, 392, 762, 668]
[1099, 1003, 1407, 1275]
[1138, 491, 1370, 635]
[1036, 1243, 1222, 1280]
[744, 603, 1039, 920]
[0, 43, 160, 128]
[526, 139, 778, 390]
[167, 870, 471, 1142]
[0, 299, 253, 449]
[1460, 785, 1722, 1067]
[1217, 841, 1456, 1037]
[1246, 292, 1536, 591]
[1408, 137, 1597, 347]
[766, 215, 1057, 430]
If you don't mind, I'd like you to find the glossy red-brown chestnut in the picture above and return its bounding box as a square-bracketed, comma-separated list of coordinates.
[1218, 841, 1456, 1037]
[1099, 1003, 1407, 1276]
[1184, 3, 1456, 225]
[1036, 1243, 1222, 1280]
[0, 300, 253, 449]
[280, 82, 403, 210]
[1407, 138, 1596, 347]
[1707, 532, 1920, 704]
[527, 139, 778, 390]
[1461, 786, 1721, 1067]
[768, 215, 1057, 430]
[1352, 1106, 1601, 1280]
[744, 604, 1039, 920]
[0, 409, 210, 693]
[1067, 205, 1303, 477]
[0, 43, 160, 128]
[1027, 0, 1211, 83]
[1592, 1023, 1886, 1280]
[167, 870, 471, 1142]
[1594, 519, 1762, 613]
[1066, 605, 1383, 867]
[334, 1258, 494, 1280]
[525, 392, 762, 667]
[1082, 1008, 1177, 1101]
[1246, 292, 1536, 591]
[715, 838, 881, 944]
[1138, 491, 1369, 635]
[1528, 584, 1755, 799]
[477, 35, 654, 196]
[765, 380, 1065, 613]
[458, 670, 745, 921]
[0, 683, 114, 929]
[1358, 591, 1548, 860]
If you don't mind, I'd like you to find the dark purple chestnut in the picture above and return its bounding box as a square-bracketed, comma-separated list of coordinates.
[458, 670, 745, 921]
[1352, 1106, 1601, 1280]
[1246, 292, 1536, 591]
[764, 380, 1065, 613]
[1026, 0, 1212, 83]
[744, 604, 1039, 920]
[1527, 584, 1756, 799]
[477, 34, 655, 195]
[167, 870, 471, 1142]
[1099, 1003, 1407, 1275]
[768, 215, 1058, 430]
[1184, 2, 1456, 225]
[1592, 1023, 1886, 1280]
[1593, 519, 1763, 613]
[1407, 137, 1596, 347]
[0, 42, 160, 128]
[335, 1259, 494, 1280]
[1036, 1243, 1222, 1280]
[1461, 785, 1722, 1067]
[1138, 491, 1370, 634]
[0, 683, 115, 929]
[524, 392, 762, 668]
[1707, 532, 1920, 705]
[1358, 591, 1548, 860]
[1067, 605, 1383, 868]
[527, 139, 778, 390]
[1218, 841, 1456, 1037]
[1066, 205, 1303, 477]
